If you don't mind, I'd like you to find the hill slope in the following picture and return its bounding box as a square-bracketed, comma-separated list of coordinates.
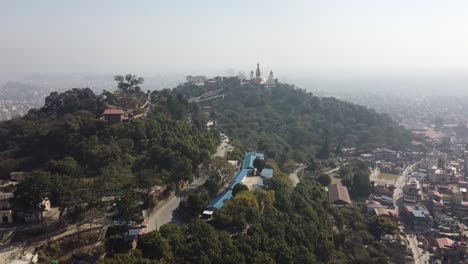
[175, 81, 415, 162]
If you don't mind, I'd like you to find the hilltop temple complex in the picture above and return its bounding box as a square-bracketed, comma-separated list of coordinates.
[248, 63, 277, 87]
[187, 63, 278, 88]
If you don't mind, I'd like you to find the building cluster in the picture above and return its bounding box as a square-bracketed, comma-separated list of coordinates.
[101, 91, 152, 125]
[0, 172, 51, 225]
[203, 152, 273, 217]
[359, 147, 424, 175]
[353, 136, 468, 262]
[365, 139, 468, 262]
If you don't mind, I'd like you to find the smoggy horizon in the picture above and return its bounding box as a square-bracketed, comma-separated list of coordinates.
[2, 1, 468, 82]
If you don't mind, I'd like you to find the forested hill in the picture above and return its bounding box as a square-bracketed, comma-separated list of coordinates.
[175, 81, 416, 162]
[0, 87, 219, 200]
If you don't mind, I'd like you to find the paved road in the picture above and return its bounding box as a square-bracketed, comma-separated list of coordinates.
[393, 163, 415, 207]
[146, 136, 230, 231]
[324, 167, 340, 175]
[146, 176, 206, 231]
[407, 234, 429, 264]
[289, 165, 306, 187]
[393, 163, 430, 264]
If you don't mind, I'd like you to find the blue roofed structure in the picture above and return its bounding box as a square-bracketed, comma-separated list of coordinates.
[242, 152, 265, 169]
[206, 190, 233, 210]
[260, 168, 274, 179]
[227, 169, 251, 189]
[204, 152, 266, 215]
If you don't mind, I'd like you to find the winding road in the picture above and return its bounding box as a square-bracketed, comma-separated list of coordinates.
[146, 137, 230, 231]
[146, 176, 207, 231]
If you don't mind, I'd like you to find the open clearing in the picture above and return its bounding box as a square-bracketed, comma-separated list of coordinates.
[377, 172, 398, 184]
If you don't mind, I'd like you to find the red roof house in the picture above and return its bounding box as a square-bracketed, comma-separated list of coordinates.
[103, 109, 126, 124]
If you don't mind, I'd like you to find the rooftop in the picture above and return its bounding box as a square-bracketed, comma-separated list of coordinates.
[260, 168, 274, 179]
[242, 152, 264, 170]
[127, 228, 145, 237]
[328, 184, 351, 205]
[206, 190, 233, 210]
[227, 169, 251, 190]
[404, 204, 431, 218]
[103, 108, 126, 115]
[436, 237, 454, 249]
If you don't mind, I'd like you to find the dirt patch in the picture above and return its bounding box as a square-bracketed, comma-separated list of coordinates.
[244, 176, 261, 190]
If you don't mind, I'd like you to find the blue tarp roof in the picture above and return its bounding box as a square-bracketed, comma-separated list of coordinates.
[261, 168, 274, 179]
[227, 169, 251, 189]
[242, 152, 265, 169]
[206, 190, 233, 210]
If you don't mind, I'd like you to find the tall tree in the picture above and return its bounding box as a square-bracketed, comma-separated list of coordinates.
[137, 231, 174, 262]
[316, 137, 330, 159]
[317, 174, 331, 186]
[114, 74, 144, 93]
[14, 172, 51, 222]
[253, 158, 266, 175]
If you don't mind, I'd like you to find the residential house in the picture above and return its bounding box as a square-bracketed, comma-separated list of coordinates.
[403, 178, 421, 203]
[434, 213, 461, 232]
[435, 237, 468, 262]
[401, 204, 433, 232]
[372, 182, 395, 197]
[366, 200, 386, 214]
[373, 207, 399, 221]
[429, 168, 447, 183]
[410, 171, 427, 181]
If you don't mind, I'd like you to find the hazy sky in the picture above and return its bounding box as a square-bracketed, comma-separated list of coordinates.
[2, 0, 468, 80]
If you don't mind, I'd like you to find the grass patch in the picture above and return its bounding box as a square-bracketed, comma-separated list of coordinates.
[378, 173, 398, 183]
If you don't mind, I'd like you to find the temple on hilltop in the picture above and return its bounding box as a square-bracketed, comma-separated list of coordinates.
[247, 63, 278, 87]
[204, 63, 278, 87]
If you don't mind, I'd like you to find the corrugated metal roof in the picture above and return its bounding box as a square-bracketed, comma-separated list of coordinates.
[206, 190, 233, 210]
[242, 152, 264, 169]
[227, 169, 251, 189]
[261, 168, 274, 179]
[328, 184, 351, 205]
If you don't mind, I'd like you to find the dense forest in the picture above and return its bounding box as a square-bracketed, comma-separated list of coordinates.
[174, 81, 416, 162]
[0, 82, 219, 221]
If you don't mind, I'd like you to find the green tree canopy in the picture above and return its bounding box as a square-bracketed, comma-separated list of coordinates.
[317, 174, 331, 186]
[114, 74, 144, 94]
